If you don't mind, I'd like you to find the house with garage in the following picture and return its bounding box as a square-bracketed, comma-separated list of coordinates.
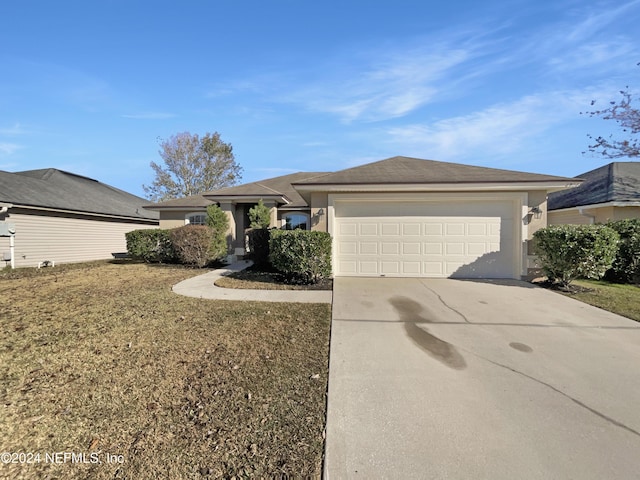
[0, 168, 159, 268]
[146, 156, 580, 279]
[548, 162, 640, 225]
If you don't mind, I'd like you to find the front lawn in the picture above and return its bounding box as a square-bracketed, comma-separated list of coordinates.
[216, 265, 333, 291]
[0, 262, 331, 479]
[562, 279, 640, 322]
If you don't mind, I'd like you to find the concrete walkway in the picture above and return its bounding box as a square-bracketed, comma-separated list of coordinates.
[325, 277, 640, 479]
[172, 260, 333, 303]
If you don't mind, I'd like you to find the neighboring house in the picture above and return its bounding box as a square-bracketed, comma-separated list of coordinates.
[147, 156, 579, 280]
[0, 168, 159, 268]
[548, 162, 640, 225]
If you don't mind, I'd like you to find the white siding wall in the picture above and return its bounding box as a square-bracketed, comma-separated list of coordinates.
[0, 211, 157, 268]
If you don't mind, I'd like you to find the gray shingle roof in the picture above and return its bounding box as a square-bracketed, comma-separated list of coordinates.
[293, 156, 577, 185]
[142, 194, 214, 210]
[548, 162, 640, 210]
[202, 172, 329, 208]
[0, 168, 158, 221]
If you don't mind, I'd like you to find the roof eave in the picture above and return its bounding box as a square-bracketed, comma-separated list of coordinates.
[201, 194, 290, 205]
[293, 181, 582, 192]
[8, 203, 159, 223]
[549, 201, 640, 212]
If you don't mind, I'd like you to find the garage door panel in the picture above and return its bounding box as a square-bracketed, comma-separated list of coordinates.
[360, 242, 378, 255]
[423, 243, 443, 255]
[446, 243, 465, 255]
[360, 223, 378, 236]
[403, 242, 421, 255]
[338, 241, 357, 255]
[381, 242, 400, 255]
[424, 223, 443, 235]
[334, 200, 517, 278]
[403, 223, 421, 236]
[382, 223, 400, 236]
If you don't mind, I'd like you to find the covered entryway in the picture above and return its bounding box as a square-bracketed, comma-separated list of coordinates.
[331, 193, 523, 279]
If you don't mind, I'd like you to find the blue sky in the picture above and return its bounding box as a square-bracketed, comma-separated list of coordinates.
[1, 0, 639, 198]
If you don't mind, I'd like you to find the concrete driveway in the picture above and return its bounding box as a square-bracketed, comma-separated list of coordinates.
[324, 277, 640, 479]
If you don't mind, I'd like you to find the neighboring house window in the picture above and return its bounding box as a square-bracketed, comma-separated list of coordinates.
[186, 213, 207, 225]
[282, 213, 309, 230]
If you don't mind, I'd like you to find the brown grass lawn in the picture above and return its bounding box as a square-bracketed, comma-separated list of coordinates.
[0, 262, 331, 479]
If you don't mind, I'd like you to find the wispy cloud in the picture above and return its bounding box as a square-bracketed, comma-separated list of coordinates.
[121, 112, 176, 120]
[0, 123, 27, 136]
[287, 42, 479, 123]
[385, 89, 598, 159]
[0, 143, 23, 156]
[564, 0, 640, 43]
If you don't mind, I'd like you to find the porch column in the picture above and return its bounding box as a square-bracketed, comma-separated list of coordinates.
[219, 202, 236, 253]
[262, 200, 278, 228]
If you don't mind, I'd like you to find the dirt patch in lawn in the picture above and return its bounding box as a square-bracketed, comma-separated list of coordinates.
[216, 265, 333, 291]
[0, 262, 331, 479]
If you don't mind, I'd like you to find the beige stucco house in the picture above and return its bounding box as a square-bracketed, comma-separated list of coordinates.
[548, 162, 640, 225]
[0, 168, 158, 268]
[147, 156, 579, 280]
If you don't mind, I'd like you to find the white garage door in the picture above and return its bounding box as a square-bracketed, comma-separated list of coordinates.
[334, 199, 518, 278]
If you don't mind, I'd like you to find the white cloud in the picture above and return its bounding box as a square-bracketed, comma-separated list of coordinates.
[0, 123, 26, 136]
[0, 143, 22, 156]
[385, 89, 596, 159]
[287, 42, 479, 123]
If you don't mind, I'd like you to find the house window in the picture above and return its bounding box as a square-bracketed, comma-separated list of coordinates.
[186, 213, 207, 225]
[282, 213, 309, 230]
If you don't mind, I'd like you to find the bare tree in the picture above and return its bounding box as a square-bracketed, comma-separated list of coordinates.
[584, 87, 640, 159]
[143, 132, 242, 201]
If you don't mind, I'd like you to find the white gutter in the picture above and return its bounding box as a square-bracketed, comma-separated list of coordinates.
[550, 201, 640, 213]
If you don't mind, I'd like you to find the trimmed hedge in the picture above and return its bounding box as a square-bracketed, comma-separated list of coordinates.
[605, 219, 640, 284]
[125, 229, 178, 263]
[269, 230, 331, 284]
[169, 225, 214, 268]
[246, 228, 271, 267]
[533, 224, 619, 287]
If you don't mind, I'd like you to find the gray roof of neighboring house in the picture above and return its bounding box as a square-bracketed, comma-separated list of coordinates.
[0, 168, 158, 221]
[548, 162, 640, 210]
[293, 156, 578, 185]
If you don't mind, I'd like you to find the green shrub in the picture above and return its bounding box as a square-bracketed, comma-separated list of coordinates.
[169, 225, 214, 268]
[533, 224, 619, 287]
[248, 199, 272, 229]
[605, 219, 640, 284]
[269, 230, 331, 284]
[246, 228, 271, 267]
[206, 204, 230, 260]
[125, 229, 178, 263]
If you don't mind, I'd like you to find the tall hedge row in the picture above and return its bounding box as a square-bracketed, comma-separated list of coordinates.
[269, 230, 332, 284]
[605, 219, 640, 284]
[125, 229, 178, 264]
[533, 224, 619, 287]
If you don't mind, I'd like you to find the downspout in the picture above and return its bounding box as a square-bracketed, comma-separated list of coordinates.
[578, 207, 596, 225]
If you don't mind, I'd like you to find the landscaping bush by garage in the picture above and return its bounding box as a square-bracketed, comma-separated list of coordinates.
[169, 225, 215, 267]
[269, 230, 331, 284]
[533, 224, 619, 288]
[605, 218, 640, 284]
[125, 228, 178, 263]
